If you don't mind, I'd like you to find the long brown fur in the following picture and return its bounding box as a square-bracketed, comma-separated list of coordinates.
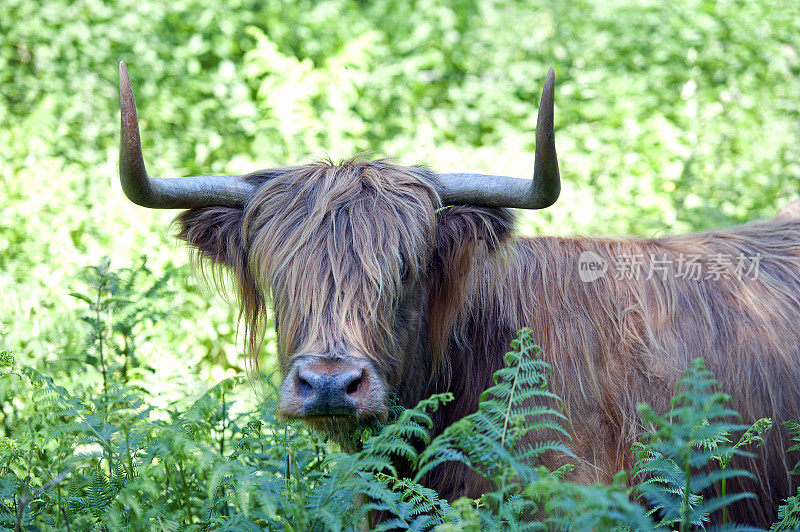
[176, 158, 800, 527]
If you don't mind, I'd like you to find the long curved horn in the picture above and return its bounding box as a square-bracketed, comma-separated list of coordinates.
[118, 61, 255, 209]
[437, 67, 560, 209]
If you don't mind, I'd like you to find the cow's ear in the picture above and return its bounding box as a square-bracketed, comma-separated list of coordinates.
[175, 206, 246, 270]
[430, 205, 515, 274]
[427, 206, 515, 363]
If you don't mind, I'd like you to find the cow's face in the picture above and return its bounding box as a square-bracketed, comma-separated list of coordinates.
[179, 160, 440, 432]
[248, 161, 440, 431]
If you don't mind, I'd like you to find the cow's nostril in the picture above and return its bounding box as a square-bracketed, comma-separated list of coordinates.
[297, 376, 314, 397]
[345, 372, 363, 396]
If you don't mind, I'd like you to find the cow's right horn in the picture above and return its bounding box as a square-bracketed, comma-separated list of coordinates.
[437, 67, 561, 210]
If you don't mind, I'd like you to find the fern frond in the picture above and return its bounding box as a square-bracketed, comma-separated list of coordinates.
[771, 488, 800, 531]
[417, 329, 570, 490]
[632, 358, 764, 529]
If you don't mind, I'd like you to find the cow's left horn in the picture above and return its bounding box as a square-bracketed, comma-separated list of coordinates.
[118, 61, 255, 209]
[437, 67, 561, 209]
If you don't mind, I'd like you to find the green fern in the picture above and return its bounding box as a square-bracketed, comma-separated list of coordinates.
[786, 420, 800, 476]
[70, 257, 178, 392]
[771, 490, 800, 532]
[632, 358, 759, 531]
[305, 393, 454, 531]
[417, 329, 571, 479]
[537, 471, 656, 531]
[414, 329, 575, 528]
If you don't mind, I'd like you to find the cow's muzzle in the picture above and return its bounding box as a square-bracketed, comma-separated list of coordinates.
[278, 355, 385, 419]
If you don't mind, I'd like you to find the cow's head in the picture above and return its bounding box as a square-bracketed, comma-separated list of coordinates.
[117, 62, 560, 434]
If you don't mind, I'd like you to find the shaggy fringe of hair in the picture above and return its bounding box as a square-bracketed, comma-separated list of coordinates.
[177, 157, 440, 383]
[174, 204, 267, 378]
[426, 205, 515, 389]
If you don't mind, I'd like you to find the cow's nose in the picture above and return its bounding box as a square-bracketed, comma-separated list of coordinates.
[295, 365, 364, 415]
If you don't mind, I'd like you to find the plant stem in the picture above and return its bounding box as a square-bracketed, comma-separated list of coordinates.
[680, 448, 691, 532]
[95, 277, 108, 401]
[721, 476, 727, 525]
[124, 427, 134, 479]
[14, 474, 30, 532]
[56, 485, 61, 527]
[177, 461, 194, 523]
[61, 507, 71, 532]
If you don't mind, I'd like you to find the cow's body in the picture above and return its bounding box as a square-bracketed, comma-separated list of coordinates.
[173, 164, 800, 526]
[408, 206, 800, 525]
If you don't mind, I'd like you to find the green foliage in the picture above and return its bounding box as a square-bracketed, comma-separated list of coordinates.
[2, 0, 799, 395]
[0, 262, 461, 530]
[786, 420, 800, 476]
[535, 472, 656, 532]
[771, 489, 800, 532]
[415, 329, 653, 530]
[306, 394, 454, 531]
[416, 329, 574, 525]
[70, 256, 178, 391]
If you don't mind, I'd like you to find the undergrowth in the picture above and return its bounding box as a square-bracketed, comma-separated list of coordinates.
[0, 261, 798, 531]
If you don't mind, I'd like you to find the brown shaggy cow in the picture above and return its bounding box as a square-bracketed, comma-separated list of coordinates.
[117, 61, 800, 526]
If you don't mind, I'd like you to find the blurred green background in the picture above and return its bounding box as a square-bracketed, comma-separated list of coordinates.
[1, 0, 799, 401]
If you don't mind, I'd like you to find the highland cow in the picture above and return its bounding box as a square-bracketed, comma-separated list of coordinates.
[117, 61, 800, 526]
